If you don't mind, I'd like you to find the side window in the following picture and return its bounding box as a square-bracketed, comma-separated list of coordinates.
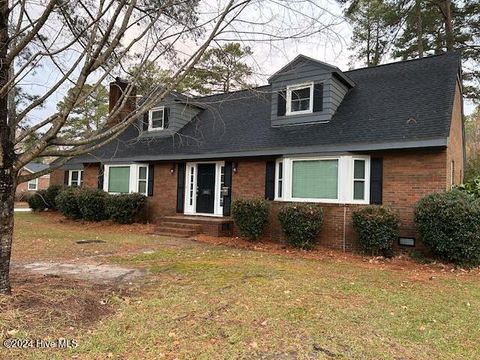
[148, 108, 165, 130]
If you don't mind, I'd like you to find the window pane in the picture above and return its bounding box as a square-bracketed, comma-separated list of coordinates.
[139, 166, 147, 180]
[354, 180, 365, 200]
[28, 179, 37, 190]
[71, 171, 78, 181]
[151, 110, 163, 129]
[291, 87, 310, 100]
[354, 160, 365, 179]
[290, 87, 310, 112]
[292, 160, 338, 199]
[138, 181, 146, 194]
[108, 167, 130, 193]
[277, 162, 283, 198]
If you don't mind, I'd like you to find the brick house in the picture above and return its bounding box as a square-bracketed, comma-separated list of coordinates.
[16, 162, 50, 200]
[51, 52, 465, 250]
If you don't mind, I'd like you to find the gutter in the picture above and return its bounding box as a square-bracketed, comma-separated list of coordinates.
[78, 138, 448, 164]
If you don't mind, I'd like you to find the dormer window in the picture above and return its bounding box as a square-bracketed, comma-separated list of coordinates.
[148, 107, 167, 130]
[286, 83, 313, 115]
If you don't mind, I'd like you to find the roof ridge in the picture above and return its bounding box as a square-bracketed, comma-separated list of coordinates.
[192, 84, 271, 100]
[345, 51, 460, 73]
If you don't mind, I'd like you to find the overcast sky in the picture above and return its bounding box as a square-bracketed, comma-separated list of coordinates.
[23, 0, 474, 126]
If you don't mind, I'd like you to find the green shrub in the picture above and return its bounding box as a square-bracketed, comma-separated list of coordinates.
[55, 188, 82, 219]
[105, 193, 147, 224]
[27, 190, 49, 211]
[414, 190, 480, 267]
[231, 198, 270, 241]
[278, 204, 324, 250]
[457, 176, 480, 198]
[45, 184, 65, 210]
[76, 188, 108, 222]
[352, 206, 399, 257]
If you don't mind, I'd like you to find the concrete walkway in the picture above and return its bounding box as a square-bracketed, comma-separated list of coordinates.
[12, 261, 146, 284]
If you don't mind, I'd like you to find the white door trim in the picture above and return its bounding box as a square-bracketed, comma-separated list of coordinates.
[184, 161, 225, 217]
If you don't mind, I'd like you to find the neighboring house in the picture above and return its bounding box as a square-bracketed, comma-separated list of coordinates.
[16, 162, 51, 199]
[51, 52, 465, 250]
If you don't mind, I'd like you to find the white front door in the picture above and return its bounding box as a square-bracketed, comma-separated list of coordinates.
[184, 161, 225, 216]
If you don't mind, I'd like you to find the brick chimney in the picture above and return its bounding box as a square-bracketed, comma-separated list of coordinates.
[107, 77, 136, 127]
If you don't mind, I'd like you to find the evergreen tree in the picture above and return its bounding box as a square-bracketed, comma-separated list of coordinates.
[128, 42, 253, 96]
[339, 0, 401, 67]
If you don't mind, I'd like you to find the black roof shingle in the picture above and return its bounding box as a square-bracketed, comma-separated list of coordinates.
[72, 52, 461, 164]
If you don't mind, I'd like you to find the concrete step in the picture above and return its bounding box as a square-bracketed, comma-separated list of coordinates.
[154, 225, 199, 238]
[154, 231, 193, 239]
[160, 221, 203, 231]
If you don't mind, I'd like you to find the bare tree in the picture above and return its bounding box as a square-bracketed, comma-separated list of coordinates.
[0, 0, 343, 295]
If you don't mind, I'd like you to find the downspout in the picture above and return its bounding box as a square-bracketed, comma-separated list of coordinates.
[343, 204, 347, 252]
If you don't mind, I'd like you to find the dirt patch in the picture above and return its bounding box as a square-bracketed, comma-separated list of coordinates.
[0, 272, 131, 338]
[194, 234, 480, 279]
[12, 261, 147, 285]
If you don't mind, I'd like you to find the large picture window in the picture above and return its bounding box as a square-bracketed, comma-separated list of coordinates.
[292, 160, 338, 199]
[104, 164, 148, 195]
[276, 156, 370, 204]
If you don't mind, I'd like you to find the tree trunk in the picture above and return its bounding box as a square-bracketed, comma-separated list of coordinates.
[0, 0, 13, 295]
[0, 169, 15, 295]
[416, 0, 424, 58]
[443, 0, 454, 52]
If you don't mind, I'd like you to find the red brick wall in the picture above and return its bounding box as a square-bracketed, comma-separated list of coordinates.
[50, 169, 65, 186]
[232, 151, 448, 250]
[84, 164, 100, 188]
[231, 160, 266, 200]
[446, 80, 464, 186]
[145, 163, 178, 222]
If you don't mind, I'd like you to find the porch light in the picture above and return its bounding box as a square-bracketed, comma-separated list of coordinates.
[233, 162, 238, 173]
[170, 164, 175, 174]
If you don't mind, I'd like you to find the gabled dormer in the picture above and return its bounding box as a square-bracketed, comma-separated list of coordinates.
[269, 55, 355, 127]
[141, 91, 203, 137]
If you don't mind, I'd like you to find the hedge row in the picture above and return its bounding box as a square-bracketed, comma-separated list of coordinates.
[231, 198, 396, 252]
[28, 185, 147, 224]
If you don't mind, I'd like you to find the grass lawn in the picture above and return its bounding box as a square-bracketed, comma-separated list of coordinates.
[1, 212, 480, 359]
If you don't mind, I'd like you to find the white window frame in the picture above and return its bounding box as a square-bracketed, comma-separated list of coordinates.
[275, 160, 284, 199]
[27, 178, 38, 191]
[68, 170, 83, 187]
[286, 82, 314, 116]
[103, 164, 149, 196]
[275, 155, 370, 205]
[148, 106, 165, 131]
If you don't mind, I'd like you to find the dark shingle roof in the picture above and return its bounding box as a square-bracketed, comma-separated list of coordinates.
[74, 52, 461, 163]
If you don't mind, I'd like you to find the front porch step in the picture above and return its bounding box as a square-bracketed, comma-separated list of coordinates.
[154, 225, 199, 238]
[154, 215, 234, 238]
[160, 221, 203, 231]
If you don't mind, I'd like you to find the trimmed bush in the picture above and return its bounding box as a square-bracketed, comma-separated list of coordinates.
[27, 190, 49, 211]
[231, 198, 270, 241]
[45, 184, 65, 210]
[55, 188, 82, 219]
[76, 188, 108, 222]
[352, 206, 399, 257]
[278, 204, 323, 250]
[414, 190, 480, 267]
[105, 193, 147, 224]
